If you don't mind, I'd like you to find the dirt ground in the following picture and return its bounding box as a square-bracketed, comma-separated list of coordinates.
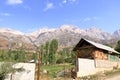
[105, 74, 120, 80]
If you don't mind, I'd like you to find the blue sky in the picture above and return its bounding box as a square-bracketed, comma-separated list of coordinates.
[0, 0, 120, 33]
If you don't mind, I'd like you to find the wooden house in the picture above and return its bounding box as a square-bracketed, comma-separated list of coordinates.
[73, 38, 120, 77]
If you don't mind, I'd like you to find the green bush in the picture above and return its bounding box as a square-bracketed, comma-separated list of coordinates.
[0, 63, 14, 80]
[65, 57, 72, 63]
[56, 58, 65, 64]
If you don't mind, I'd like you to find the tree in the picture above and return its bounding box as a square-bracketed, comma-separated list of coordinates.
[115, 40, 120, 53]
[14, 49, 26, 62]
[40, 42, 50, 65]
[57, 48, 70, 63]
[8, 49, 15, 61]
[40, 39, 58, 65]
[71, 51, 77, 64]
[40, 44, 45, 64]
[49, 39, 58, 64]
[57, 50, 65, 64]
[0, 49, 8, 61]
[40, 43, 49, 65]
[44, 41, 50, 65]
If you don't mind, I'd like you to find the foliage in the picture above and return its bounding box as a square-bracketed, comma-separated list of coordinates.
[0, 62, 25, 80]
[65, 57, 73, 63]
[0, 50, 7, 61]
[105, 44, 113, 48]
[44, 41, 50, 64]
[57, 48, 71, 64]
[40, 39, 58, 65]
[0, 49, 34, 62]
[40, 39, 76, 65]
[115, 40, 120, 53]
[56, 58, 65, 64]
[8, 49, 26, 62]
[49, 39, 58, 64]
[32, 52, 38, 62]
[71, 51, 77, 64]
[0, 39, 76, 65]
[40, 42, 50, 65]
[0, 63, 14, 80]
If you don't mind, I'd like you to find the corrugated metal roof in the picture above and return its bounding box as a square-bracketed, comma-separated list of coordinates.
[84, 39, 120, 54]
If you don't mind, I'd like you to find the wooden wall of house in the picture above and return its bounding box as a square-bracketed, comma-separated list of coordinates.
[77, 47, 95, 59]
[92, 50, 108, 60]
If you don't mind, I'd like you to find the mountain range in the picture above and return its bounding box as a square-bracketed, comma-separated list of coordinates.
[0, 25, 120, 50]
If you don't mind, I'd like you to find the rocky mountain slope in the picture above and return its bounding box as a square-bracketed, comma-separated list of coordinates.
[0, 28, 35, 50]
[31, 25, 115, 47]
[113, 29, 120, 38]
[0, 25, 119, 50]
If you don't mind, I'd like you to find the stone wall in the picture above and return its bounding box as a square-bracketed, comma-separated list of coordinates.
[95, 60, 118, 68]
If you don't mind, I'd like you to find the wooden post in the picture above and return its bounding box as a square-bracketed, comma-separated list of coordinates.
[37, 51, 40, 80]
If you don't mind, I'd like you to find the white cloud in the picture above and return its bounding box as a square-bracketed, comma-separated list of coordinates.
[84, 18, 91, 21]
[44, 2, 54, 11]
[83, 17, 101, 22]
[61, 0, 78, 6]
[0, 13, 10, 16]
[6, 0, 23, 5]
[62, 0, 67, 4]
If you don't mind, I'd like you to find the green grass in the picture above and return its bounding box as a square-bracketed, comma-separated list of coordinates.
[41, 64, 74, 78]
